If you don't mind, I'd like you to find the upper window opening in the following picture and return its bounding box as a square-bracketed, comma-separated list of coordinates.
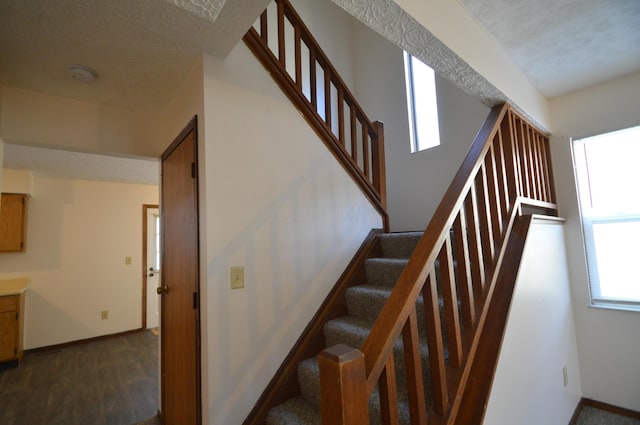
[573, 125, 640, 311]
[403, 52, 440, 153]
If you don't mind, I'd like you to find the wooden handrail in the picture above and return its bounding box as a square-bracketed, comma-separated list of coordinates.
[243, 0, 388, 230]
[319, 103, 557, 424]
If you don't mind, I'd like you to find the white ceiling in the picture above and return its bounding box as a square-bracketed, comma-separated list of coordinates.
[459, 0, 640, 98]
[1, 0, 639, 182]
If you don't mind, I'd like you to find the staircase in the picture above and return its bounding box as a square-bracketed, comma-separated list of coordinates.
[243, 1, 558, 424]
[266, 232, 426, 425]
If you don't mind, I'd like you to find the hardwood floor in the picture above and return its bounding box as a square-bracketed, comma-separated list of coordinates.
[0, 330, 158, 425]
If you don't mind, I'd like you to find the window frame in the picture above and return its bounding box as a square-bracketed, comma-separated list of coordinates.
[572, 125, 640, 312]
[403, 52, 440, 153]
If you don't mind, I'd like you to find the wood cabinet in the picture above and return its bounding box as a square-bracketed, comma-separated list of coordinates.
[0, 293, 25, 364]
[0, 193, 29, 252]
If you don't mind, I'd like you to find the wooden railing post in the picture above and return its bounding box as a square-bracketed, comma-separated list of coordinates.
[319, 345, 369, 425]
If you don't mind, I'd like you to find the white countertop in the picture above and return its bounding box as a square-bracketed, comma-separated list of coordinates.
[0, 278, 30, 296]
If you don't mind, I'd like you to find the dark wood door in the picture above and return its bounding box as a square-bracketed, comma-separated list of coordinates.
[160, 117, 201, 425]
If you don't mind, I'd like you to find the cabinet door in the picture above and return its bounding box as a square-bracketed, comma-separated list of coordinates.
[0, 194, 28, 252]
[0, 311, 17, 361]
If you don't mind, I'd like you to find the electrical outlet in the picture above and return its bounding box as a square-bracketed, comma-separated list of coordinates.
[101, 310, 109, 320]
[125, 256, 132, 265]
[563, 365, 568, 387]
[230, 266, 245, 289]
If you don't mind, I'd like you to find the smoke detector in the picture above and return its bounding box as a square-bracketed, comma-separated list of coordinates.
[68, 65, 98, 83]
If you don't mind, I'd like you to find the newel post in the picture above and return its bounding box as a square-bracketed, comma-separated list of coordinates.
[319, 344, 369, 425]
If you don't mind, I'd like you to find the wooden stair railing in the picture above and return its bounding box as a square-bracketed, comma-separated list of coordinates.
[243, 0, 388, 230]
[319, 103, 558, 425]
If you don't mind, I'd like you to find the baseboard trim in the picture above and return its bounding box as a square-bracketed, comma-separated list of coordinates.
[569, 397, 640, 424]
[24, 328, 145, 355]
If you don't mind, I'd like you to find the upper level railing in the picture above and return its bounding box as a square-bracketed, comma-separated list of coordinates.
[243, 0, 388, 229]
[319, 103, 558, 425]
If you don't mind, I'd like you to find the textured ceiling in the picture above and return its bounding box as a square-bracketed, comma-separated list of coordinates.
[3, 144, 159, 186]
[458, 0, 640, 98]
[0, 0, 234, 115]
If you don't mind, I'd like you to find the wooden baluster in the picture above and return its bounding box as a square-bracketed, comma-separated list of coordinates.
[260, 11, 268, 42]
[309, 50, 317, 110]
[319, 345, 370, 425]
[325, 68, 332, 129]
[351, 112, 358, 164]
[517, 118, 531, 198]
[362, 122, 370, 179]
[485, 144, 503, 243]
[402, 308, 427, 425]
[464, 190, 484, 297]
[294, 26, 302, 89]
[535, 133, 547, 202]
[494, 127, 510, 222]
[525, 125, 538, 199]
[338, 90, 345, 146]
[453, 209, 475, 327]
[502, 111, 521, 201]
[372, 121, 387, 212]
[438, 237, 463, 368]
[277, 0, 285, 66]
[379, 355, 400, 425]
[422, 268, 448, 415]
[539, 135, 552, 202]
[543, 137, 557, 204]
[475, 165, 495, 268]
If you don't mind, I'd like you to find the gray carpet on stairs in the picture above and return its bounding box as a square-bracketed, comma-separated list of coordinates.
[576, 406, 640, 425]
[266, 232, 423, 425]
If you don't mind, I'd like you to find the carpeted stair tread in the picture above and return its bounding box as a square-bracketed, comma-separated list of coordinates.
[365, 258, 408, 288]
[266, 397, 321, 425]
[265, 232, 439, 425]
[379, 232, 423, 259]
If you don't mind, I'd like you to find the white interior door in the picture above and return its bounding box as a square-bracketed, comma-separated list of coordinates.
[146, 208, 160, 329]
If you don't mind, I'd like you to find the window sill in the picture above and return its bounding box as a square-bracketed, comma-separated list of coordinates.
[588, 303, 640, 313]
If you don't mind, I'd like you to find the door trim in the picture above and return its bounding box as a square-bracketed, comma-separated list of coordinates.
[160, 116, 202, 424]
[142, 203, 160, 330]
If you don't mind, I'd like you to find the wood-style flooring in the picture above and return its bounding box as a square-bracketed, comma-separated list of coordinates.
[0, 330, 158, 425]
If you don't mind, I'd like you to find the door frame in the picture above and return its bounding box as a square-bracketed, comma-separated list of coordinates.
[141, 203, 160, 329]
[159, 116, 202, 424]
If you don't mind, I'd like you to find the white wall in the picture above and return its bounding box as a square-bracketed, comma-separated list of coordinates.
[0, 85, 161, 157]
[484, 218, 581, 425]
[350, 19, 489, 231]
[548, 72, 640, 411]
[1, 168, 33, 194]
[0, 173, 158, 349]
[200, 38, 381, 424]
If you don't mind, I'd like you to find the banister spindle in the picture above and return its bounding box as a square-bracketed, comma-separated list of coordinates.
[402, 308, 427, 425]
[324, 68, 332, 129]
[422, 268, 448, 415]
[277, 0, 285, 66]
[453, 209, 475, 327]
[362, 122, 370, 179]
[464, 189, 485, 297]
[438, 237, 463, 368]
[379, 355, 400, 425]
[475, 165, 495, 266]
[494, 127, 510, 220]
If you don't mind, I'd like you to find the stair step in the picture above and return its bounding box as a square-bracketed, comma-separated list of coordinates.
[379, 232, 423, 259]
[266, 397, 321, 425]
[365, 258, 408, 288]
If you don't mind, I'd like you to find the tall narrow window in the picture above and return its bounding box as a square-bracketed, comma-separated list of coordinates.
[404, 52, 440, 152]
[573, 125, 640, 311]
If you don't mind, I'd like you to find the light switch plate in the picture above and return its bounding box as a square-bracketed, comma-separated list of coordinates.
[230, 266, 245, 289]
